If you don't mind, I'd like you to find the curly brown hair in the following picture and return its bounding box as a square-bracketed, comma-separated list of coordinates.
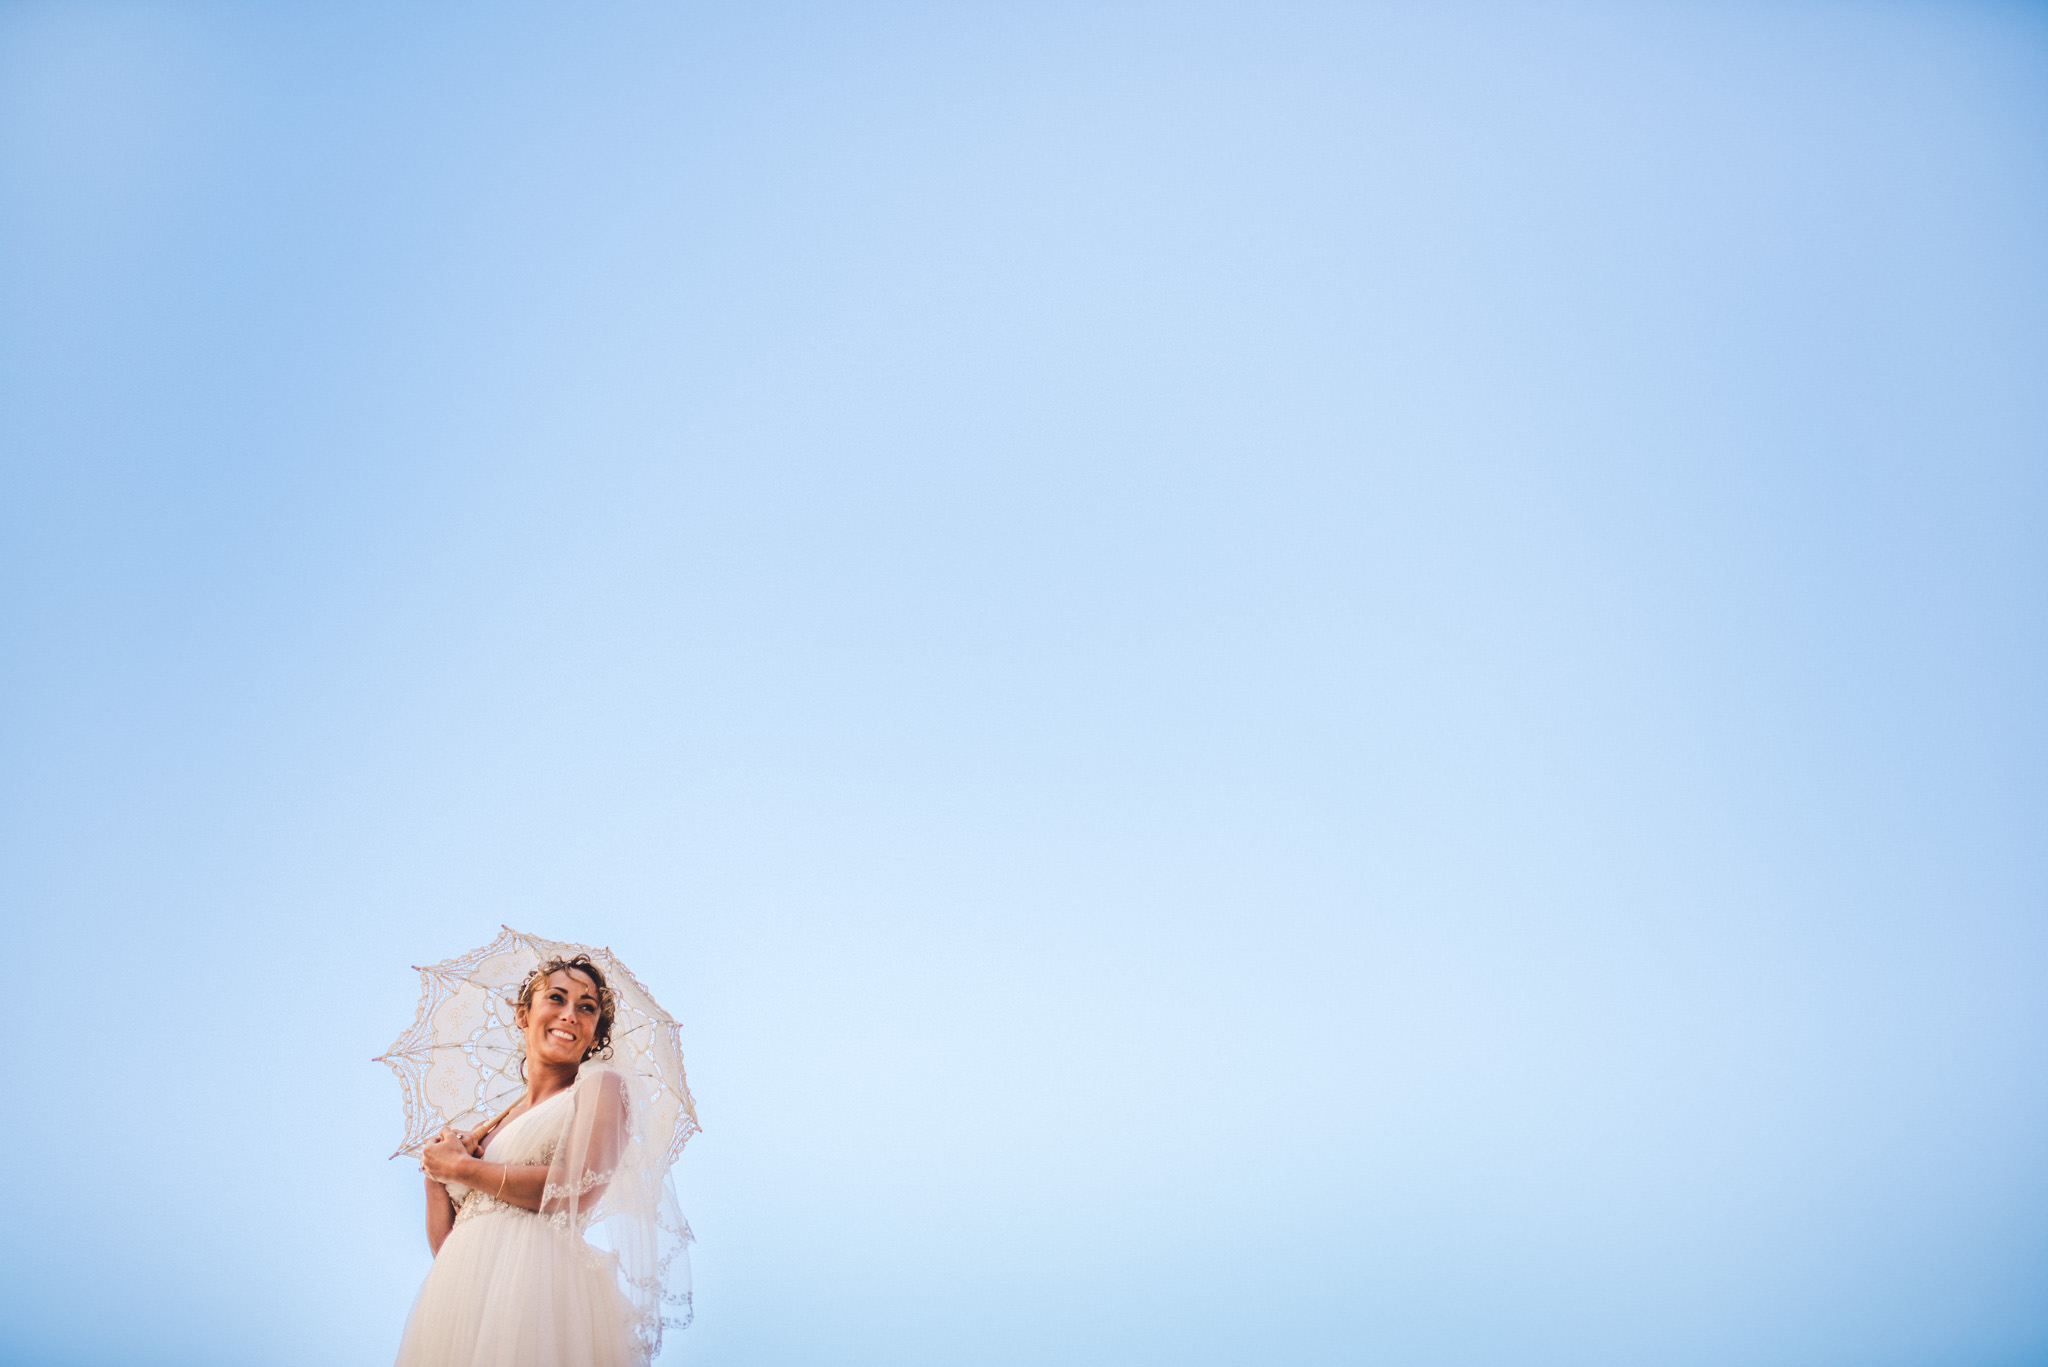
[513, 953, 618, 1061]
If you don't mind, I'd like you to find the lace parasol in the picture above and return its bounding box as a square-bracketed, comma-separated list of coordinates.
[375, 925, 700, 1166]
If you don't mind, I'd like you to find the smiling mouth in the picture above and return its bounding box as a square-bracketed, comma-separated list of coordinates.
[547, 1028, 578, 1042]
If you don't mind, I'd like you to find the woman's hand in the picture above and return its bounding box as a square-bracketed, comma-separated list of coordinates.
[421, 1127, 478, 1185]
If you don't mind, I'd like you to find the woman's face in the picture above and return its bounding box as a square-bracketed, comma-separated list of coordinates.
[520, 968, 603, 1068]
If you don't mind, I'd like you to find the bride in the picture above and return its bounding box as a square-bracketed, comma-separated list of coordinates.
[395, 954, 687, 1367]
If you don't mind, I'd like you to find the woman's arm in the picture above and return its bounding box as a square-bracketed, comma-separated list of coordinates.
[540, 1070, 631, 1216]
[421, 1132, 552, 1214]
[421, 1126, 469, 1255]
[424, 1174, 457, 1256]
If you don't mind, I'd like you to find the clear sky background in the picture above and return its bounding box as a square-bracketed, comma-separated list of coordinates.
[3, 3, 2045, 1365]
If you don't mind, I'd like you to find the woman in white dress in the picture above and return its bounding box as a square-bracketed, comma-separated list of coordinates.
[396, 955, 686, 1367]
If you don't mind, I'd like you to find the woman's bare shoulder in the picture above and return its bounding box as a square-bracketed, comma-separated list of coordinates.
[579, 1064, 630, 1103]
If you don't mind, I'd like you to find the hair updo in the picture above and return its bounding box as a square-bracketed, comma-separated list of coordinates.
[513, 953, 618, 1061]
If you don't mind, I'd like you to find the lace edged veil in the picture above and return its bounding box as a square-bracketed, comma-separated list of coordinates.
[542, 1063, 694, 1362]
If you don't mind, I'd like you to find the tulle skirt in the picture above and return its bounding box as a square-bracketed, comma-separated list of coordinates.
[395, 1205, 639, 1367]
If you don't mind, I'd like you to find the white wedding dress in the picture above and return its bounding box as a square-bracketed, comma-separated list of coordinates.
[394, 1066, 687, 1367]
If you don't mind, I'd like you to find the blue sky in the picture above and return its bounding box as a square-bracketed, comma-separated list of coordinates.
[3, 3, 2046, 1365]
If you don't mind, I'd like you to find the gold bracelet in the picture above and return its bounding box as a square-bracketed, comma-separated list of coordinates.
[497, 1163, 509, 1199]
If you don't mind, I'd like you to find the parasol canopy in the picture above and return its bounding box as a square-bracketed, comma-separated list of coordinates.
[376, 925, 699, 1167]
